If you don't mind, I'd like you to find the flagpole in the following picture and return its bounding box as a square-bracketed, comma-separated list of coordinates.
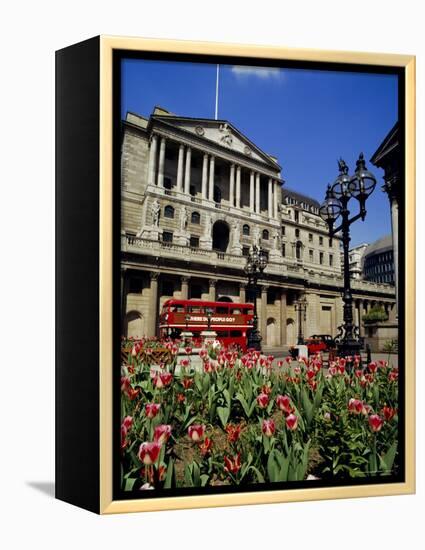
[215, 64, 219, 120]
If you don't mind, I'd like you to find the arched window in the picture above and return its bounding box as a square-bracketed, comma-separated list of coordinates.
[296, 241, 303, 260]
[191, 211, 200, 224]
[242, 224, 250, 236]
[262, 229, 269, 240]
[164, 205, 174, 219]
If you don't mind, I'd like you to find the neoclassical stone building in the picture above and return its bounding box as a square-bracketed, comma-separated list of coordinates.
[121, 106, 396, 349]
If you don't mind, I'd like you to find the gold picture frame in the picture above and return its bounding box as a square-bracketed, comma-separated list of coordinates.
[56, 35, 415, 514]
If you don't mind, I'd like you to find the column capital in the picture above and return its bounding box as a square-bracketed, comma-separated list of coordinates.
[181, 275, 191, 284]
[150, 271, 160, 281]
[208, 279, 217, 287]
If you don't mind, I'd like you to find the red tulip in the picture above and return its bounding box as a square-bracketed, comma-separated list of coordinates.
[276, 394, 293, 415]
[121, 376, 131, 392]
[225, 423, 242, 443]
[122, 416, 133, 430]
[153, 372, 173, 388]
[224, 453, 242, 474]
[256, 393, 269, 409]
[185, 346, 192, 355]
[369, 414, 384, 433]
[262, 419, 276, 437]
[188, 424, 206, 442]
[306, 369, 315, 380]
[153, 424, 172, 445]
[348, 398, 364, 415]
[381, 406, 397, 422]
[127, 387, 140, 400]
[182, 377, 193, 390]
[285, 413, 298, 431]
[138, 441, 161, 465]
[121, 425, 128, 449]
[177, 392, 185, 403]
[199, 437, 213, 456]
[145, 403, 161, 418]
[368, 361, 378, 373]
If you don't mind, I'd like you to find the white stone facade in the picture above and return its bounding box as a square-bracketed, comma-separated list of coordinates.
[121, 107, 396, 348]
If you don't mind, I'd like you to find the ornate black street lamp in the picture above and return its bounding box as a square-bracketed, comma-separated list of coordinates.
[295, 295, 307, 345]
[244, 245, 268, 350]
[319, 154, 376, 359]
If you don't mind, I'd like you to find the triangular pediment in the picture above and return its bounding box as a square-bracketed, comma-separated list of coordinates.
[152, 115, 281, 171]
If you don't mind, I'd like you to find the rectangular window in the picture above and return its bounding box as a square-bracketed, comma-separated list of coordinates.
[319, 252, 324, 264]
[295, 228, 300, 238]
[309, 233, 313, 242]
[282, 243, 286, 257]
[329, 237, 333, 247]
[309, 250, 314, 261]
[319, 236, 323, 246]
[162, 231, 173, 243]
[281, 225, 286, 236]
[190, 235, 199, 248]
[329, 254, 334, 266]
[242, 246, 250, 257]
[294, 210, 299, 223]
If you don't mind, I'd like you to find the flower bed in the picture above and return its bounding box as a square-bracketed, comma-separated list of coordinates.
[120, 341, 399, 491]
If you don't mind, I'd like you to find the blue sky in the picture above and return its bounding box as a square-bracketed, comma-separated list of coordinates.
[121, 59, 398, 247]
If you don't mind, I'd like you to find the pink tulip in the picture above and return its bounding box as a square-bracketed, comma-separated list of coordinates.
[285, 414, 298, 431]
[138, 442, 161, 465]
[145, 403, 161, 418]
[348, 398, 363, 415]
[153, 424, 172, 445]
[188, 424, 206, 442]
[256, 393, 269, 409]
[276, 394, 293, 415]
[369, 414, 384, 433]
[122, 416, 133, 430]
[262, 419, 276, 437]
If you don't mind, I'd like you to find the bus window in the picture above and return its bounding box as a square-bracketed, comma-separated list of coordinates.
[217, 330, 229, 338]
[230, 330, 242, 337]
[189, 306, 202, 313]
[170, 305, 184, 312]
[230, 307, 241, 314]
[216, 306, 229, 314]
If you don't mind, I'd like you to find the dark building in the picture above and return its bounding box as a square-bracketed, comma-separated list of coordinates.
[363, 235, 395, 285]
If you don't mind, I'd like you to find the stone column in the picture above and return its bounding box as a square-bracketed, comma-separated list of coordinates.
[255, 173, 260, 214]
[280, 290, 287, 345]
[391, 200, 399, 316]
[208, 155, 215, 201]
[121, 267, 128, 320]
[209, 279, 216, 301]
[148, 272, 159, 337]
[239, 283, 246, 303]
[157, 137, 166, 187]
[249, 171, 255, 212]
[268, 178, 273, 218]
[229, 164, 235, 207]
[184, 146, 191, 195]
[201, 153, 208, 199]
[274, 181, 279, 219]
[176, 144, 185, 191]
[260, 285, 268, 342]
[181, 276, 190, 300]
[147, 134, 158, 187]
[236, 166, 241, 209]
[358, 300, 364, 337]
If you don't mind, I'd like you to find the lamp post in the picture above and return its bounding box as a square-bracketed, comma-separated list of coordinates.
[295, 295, 307, 345]
[319, 154, 376, 359]
[185, 313, 190, 332]
[244, 245, 268, 350]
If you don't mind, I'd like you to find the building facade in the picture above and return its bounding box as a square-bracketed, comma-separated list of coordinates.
[121, 107, 396, 348]
[363, 235, 395, 285]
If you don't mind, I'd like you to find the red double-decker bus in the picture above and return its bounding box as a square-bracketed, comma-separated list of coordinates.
[159, 299, 254, 350]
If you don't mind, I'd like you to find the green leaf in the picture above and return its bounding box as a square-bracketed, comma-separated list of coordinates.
[164, 458, 174, 489]
[124, 477, 137, 491]
[379, 441, 398, 474]
[301, 387, 313, 426]
[217, 406, 230, 428]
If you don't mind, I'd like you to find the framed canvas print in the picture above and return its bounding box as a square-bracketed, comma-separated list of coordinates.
[55, 36, 415, 514]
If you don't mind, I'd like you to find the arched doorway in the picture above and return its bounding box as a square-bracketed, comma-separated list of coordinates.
[124, 310, 144, 339]
[217, 296, 233, 302]
[267, 317, 278, 347]
[286, 318, 296, 345]
[212, 220, 230, 252]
